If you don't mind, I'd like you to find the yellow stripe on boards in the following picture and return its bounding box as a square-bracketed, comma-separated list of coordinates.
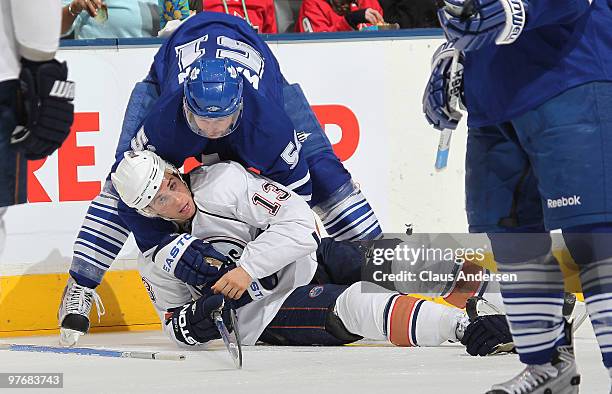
[0, 271, 160, 338]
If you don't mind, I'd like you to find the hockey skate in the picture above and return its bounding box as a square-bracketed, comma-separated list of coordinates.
[486, 322, 580, 394]
[58, 277, 105, 347]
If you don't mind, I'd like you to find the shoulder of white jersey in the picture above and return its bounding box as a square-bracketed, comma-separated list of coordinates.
[189, 161, 249, 211]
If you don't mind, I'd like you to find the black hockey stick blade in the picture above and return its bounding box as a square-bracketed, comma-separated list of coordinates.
[213, 308, 242, 369]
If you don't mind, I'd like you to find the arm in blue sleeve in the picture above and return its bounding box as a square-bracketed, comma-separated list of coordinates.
[265, 154, 313, 204]
[117, 200, 178, 255]
[526, 0, 591, 29]
[117, 67, 161, 160]
[258, 129, 313, 205]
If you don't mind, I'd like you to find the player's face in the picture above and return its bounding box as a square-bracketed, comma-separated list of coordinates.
[147, 174, 195, 221]
[193, 114, 236, 139]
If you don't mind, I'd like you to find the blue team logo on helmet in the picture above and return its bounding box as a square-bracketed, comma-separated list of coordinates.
[183, 57, 244, 138]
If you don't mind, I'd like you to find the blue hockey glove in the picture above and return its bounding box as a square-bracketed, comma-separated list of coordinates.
[11, 59, 75, 160]
[461, 314, 515, 356]
[168, 294, 234, 346]
[438, 0, 528, 52]
[152, 233, 230, 286]
[422, 41, 465, 131]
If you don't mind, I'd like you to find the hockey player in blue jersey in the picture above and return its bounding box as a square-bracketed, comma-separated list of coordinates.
[58, 12, 382, 346]
[423, 0, 612, 392]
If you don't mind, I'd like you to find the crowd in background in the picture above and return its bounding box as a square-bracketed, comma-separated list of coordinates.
[61, 0, 440, 39]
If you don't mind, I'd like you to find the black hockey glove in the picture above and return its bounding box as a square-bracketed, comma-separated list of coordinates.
[168, 294, 234, 346]
[11, 59, 75, 160]
[461, 314, 514, 356]
[153, 233, 230, 286]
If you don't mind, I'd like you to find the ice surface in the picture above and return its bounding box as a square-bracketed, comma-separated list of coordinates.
[0, 321, 608, 393]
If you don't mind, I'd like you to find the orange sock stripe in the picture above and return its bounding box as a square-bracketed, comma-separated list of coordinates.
[388, 296, 420, 347]
[444, 262, 484, 308]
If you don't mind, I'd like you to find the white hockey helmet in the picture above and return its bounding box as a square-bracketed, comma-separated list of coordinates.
[111, 150, 177, 215]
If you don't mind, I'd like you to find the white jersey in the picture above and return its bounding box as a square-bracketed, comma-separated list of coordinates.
[139, 161, 319, 345]
[0, 0, 62, 82]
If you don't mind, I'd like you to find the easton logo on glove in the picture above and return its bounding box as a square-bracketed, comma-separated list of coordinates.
[153, 233, 229, 286]
[161, 233, 197, 273]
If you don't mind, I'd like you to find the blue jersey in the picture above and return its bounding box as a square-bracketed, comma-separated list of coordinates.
[463, 0, 612, 127]
[116, 13, 312, 253]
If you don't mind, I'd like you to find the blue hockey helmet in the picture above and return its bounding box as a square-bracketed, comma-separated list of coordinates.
[183, 57, 244, 139]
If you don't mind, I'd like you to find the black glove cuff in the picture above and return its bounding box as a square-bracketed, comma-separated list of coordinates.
[20, 58, 63, 79]
[345, 9, 368, 29]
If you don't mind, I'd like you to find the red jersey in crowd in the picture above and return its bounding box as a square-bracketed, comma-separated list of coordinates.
[204, 0, 278, 33]
[296, 0, 383, 32]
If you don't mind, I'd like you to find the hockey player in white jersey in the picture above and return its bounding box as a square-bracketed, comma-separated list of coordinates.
[0, 0, 75, 208]
[110, 150, 513, 353]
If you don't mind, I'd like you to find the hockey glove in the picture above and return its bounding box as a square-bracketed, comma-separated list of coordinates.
[153, 233, 230, 286]
[11, 59, 75, 160]
[168, 294, 234, 346]
[461, 314, 515, 356]
[438, 0, 528, 52]
[422, 40, 465, 131]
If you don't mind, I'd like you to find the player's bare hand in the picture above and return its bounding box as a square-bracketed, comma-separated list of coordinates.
[211, 267, 252, 300]
[69, 0, 104, 17]
[364, 8, 384, 25]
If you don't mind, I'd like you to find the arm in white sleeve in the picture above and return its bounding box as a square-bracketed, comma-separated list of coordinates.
[196, 162, 319, 280]
[10, 0, 61, 61]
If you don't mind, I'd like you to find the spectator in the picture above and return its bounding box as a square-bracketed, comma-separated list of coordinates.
[180, 0, 277, 33]
[379, 0, 439, 29]
[296, 0, 384, 33]
[62, 0, 160, 39]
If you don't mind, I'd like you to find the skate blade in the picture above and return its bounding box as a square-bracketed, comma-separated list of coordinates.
[490, 342, 515, 355]
[569, 301, 588, 333]
[59, 328, 83, 348]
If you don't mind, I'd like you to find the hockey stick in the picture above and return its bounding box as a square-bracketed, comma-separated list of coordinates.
[0, 343, 185, 361]
[213, 306, 242, 369]
[434, 49, 463, 171]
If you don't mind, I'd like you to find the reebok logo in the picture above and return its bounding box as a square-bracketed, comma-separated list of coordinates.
[547, 195, 582, 209]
